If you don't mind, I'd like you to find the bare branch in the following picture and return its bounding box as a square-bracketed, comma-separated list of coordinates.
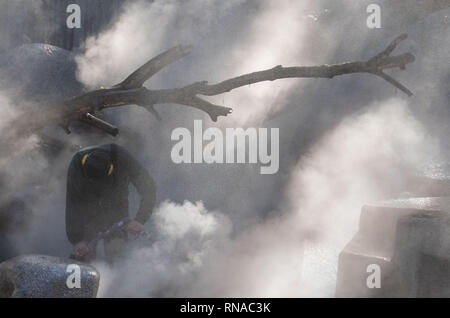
[181, 96, 233, 122]
[195, 34, 413, 96]
[1, 34, 416, 146]
[373, 71, 413, 97]
[370, 33, 408, 61]
[144, 105, 162, 121]
[115, 45, 193, 89]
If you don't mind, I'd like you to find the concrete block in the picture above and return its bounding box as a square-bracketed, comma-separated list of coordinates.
[336, 197, 450, 297]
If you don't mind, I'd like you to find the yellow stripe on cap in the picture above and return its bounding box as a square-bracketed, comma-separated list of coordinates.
[81, 154, 89, 166]
[108, 164, 114, 176]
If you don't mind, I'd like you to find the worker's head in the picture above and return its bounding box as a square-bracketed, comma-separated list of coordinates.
[81, 151, 114, 179]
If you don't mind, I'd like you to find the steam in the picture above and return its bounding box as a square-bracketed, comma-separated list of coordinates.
[72, 0, 447, 297]
[97, 99, 436, 297]
[0, 94, 42, 187]
[0, 0, 448, 298]
[76, 0, 179, 89]
[75, 0, 338, 126]
[0, 0, 57, 51]
[205, 0, 335, 125]
[97, 200, 232, 297]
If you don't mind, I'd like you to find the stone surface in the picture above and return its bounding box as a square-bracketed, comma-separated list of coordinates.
[0, 254, 99, 298]
[336, 197, 450, 297]
[0, 43, 82, 104]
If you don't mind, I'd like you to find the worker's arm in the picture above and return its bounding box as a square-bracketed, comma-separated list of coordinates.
[116, 145, 156, 225]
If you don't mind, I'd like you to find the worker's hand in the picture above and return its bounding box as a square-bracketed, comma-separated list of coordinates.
[74, 241, 89, 257]
[126, 220, 143, 235]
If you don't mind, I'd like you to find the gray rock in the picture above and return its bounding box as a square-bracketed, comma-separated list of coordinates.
[0, 254, 99, 298]
[0, 42, 120, 137]
[0, 43, 82, 104]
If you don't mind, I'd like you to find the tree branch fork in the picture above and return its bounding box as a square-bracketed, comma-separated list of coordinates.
[3, 34, 415, 142]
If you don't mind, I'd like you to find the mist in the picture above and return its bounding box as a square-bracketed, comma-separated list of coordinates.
[0, 0, 449, 297]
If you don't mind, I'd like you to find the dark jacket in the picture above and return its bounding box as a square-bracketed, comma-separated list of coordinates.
[65, 144, 156, 245]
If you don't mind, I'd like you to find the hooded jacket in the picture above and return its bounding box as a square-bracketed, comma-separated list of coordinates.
[65, 144, 156, 244]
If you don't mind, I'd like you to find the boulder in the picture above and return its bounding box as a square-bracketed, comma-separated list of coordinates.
[0, 254, 99, 298]
[0, 43, 82, 104]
